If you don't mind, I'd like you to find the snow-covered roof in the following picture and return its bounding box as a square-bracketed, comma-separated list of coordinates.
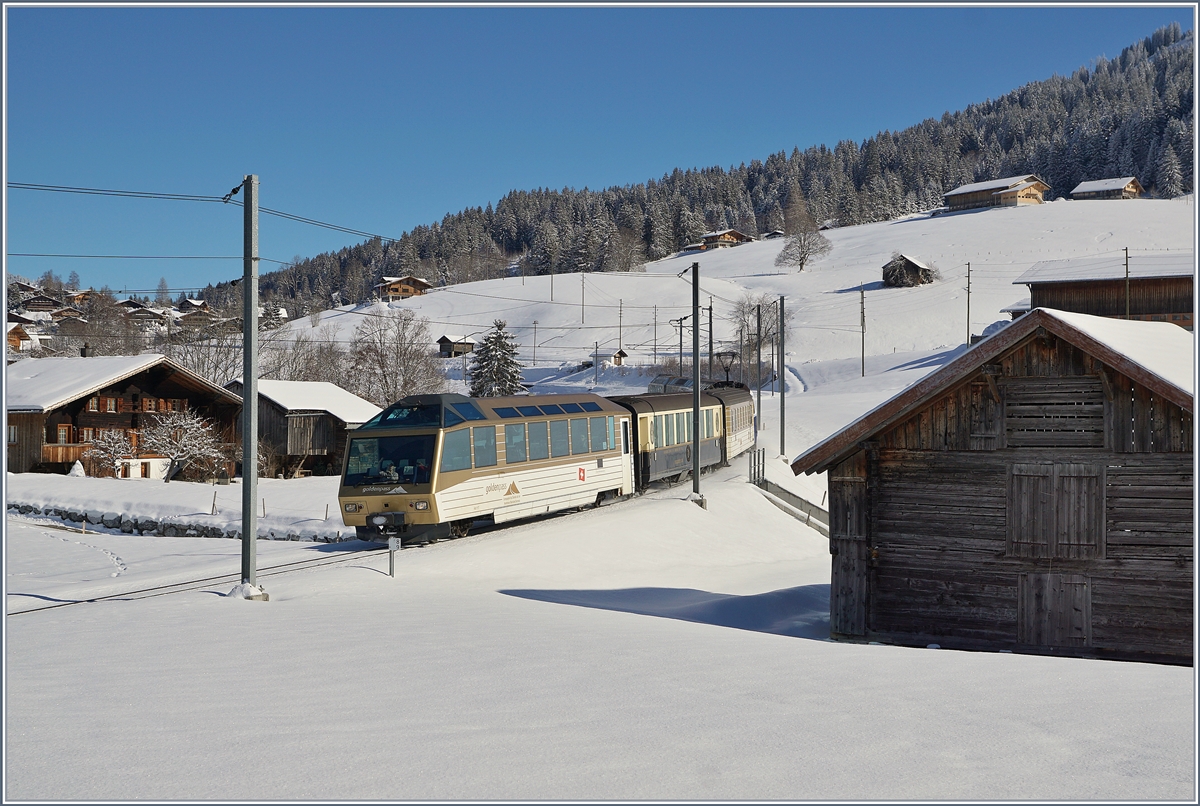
[1014, 252, 1195, 284]
[231, 379, 382, 424]
[700, 229, 753, 240]
[1000, 297, 1031, 313]
[894, 254, 931, 270]
[1072, 177, 1140, 194]
[993, 180, 1040, 195]
[792, 309, 1193, 476]
[6, 354, 242, 413]
[944, 175, 1045, 197]
[438, 334, 477, 344]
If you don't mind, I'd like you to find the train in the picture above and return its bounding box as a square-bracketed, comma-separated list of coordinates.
[338, 386, 755, 544]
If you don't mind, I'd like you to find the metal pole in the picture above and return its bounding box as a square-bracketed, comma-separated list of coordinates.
[679, 317, 684, 370]
[532, 320, 537, 366]
[619, 299, 623, 351]
[738, 325, 744, 384]
[707, 296, 713, 382]
[966, 262, 971, 344]
[755, 303, 761, 446]
[779, 295, 785, 458]
[581, 271, 585, 323]
[594, 341, 599, 385]
[241, 174, 259, 590]
[860, 283, 866, 378]
[691, 262, 702, 502]
[1125, 247, 1130, 319]
[653, 305, 657, 365]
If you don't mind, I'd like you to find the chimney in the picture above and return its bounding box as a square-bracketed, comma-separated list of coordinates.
[80, 343, 93, 357]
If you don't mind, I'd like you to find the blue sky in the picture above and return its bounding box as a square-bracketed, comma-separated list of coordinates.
[5, 5, 1193, 296]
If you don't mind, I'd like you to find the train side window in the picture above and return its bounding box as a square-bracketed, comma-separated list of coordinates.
[607, 416, 614, 450]
[589, 416, 608, 451]
[653, 415, 663, 448]
[561, 402, 583, 413]
[473, 426, 497, 467]
[580, 401, 602, 412]
[517, 406, 542, 417]
[665, 414, 675, 446]
[550, 420, 570, 457]
[529, 421, 550, 460]
[622, 420, 630, 454]
[570, 418, 590, 455]
[440, 430, 472, 472]
[504, 423, 527, 463]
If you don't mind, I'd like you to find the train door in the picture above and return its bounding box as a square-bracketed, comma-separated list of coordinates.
[620, 417, 634, 495]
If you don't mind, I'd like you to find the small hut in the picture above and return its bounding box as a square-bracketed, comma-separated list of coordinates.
[1070, 177, 1144, 200]
[882, 254, 939, 287]
[791, 309, 1193, 664]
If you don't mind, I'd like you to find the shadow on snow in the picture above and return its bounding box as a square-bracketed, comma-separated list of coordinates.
[500, 583, 831, 640]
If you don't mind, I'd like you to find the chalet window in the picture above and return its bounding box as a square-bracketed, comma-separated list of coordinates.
[88, 397, 99, 412]
[7, 424, 16, 444]
[143, 398, 157, 412]
[105, 397, 117, 413]
[80, 428, 95, 443]
[1007, 463, 1105, 559]
[57, 425, 72, 444]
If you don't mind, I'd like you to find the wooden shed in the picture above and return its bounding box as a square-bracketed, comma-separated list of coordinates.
[1014, 252, 1193, 329]
[438, 335, 477, 358]
[943, 175, 1050, 212]
[1071, 177, 1145, 200]
[791, 309, 1193, 664]
[224, 379, 382, 477]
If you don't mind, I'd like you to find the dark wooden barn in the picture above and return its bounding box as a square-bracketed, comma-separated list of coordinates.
[791, 308, 1193, 664]
[224, 379, 381, 477]
[1014, 252, 1193, 330]
[6, 353, 242, 474]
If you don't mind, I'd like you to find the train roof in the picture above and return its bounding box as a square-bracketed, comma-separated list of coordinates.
[359, 392, 627, 431]
[607, 391, 724, 414]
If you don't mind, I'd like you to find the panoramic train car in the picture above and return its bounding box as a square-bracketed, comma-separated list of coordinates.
[705, 385, 755, 459]
[340, 393, 634, 543]
[608, 387, 754, 487]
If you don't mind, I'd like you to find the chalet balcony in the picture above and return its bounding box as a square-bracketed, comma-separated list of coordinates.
[42, 443, 88, 464]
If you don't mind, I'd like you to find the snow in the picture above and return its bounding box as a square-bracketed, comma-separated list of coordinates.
[240, 378, 382, 424]
[1072, 177, 1138, 194]
[1015, 250, 1195, 283]
[943, 173, 1042, 196]
[5, 353, 242, 413]
[1040, 308, 1195, 398]
[4, 198, 1195, 800]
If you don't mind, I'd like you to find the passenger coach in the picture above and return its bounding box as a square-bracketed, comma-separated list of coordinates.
[340, 393, 634, 543]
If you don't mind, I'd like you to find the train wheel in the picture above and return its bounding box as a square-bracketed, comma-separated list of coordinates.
[449, 520, 471, 539]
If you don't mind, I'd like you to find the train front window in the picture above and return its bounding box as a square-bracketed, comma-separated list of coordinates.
[345, 434, 435, 487]
[362, 403, 441, 430]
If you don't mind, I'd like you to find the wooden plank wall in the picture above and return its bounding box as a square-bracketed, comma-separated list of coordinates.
[7, 413, 47, 472]
[1031, 277, 1193, 318]
[837, 331, 1194, 661]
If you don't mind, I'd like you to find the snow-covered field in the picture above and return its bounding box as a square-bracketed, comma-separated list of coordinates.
[5, 198, 1196, 799]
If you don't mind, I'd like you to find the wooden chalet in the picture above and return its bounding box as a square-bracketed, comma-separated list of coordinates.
[63, 289, 94, 307]
[1071, 177, 1145, 200]
[1013, 252, 1193, 329]
[763, 230, 786, 240]
[224, 379, 381, 477]
[943, 175, 1050, 212]
[10, 280, 40, 295]
[699, 229, 755, 249]
[117, 298, 147, 310]
[178, 298, 210, 313]
[438, 335, 476, 358]
[8, 310, 36, 326]
[791, 309, 1193, 664]
[126, 307, 168, 331]
[6, 353, 242, 475]
[374, 276, 433, 302]
[21, 294, 68, 312]
[7, 323, 33, 352]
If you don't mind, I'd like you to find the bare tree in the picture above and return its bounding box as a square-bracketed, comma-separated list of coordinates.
[348, 306, 446, 406]
[82, 429, 135, 478]
[773, 229, 832, 272]
[731, 292, 797, 371]
[139, 409, 226, 482]
[157, 325, 243, 387]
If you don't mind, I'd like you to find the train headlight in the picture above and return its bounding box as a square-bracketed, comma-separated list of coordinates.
[370, 514, 389, 526]
[414, 500, 429, 511]
[344, 503, 362, 513]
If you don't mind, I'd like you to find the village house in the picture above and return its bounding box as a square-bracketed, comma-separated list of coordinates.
[223, 379, 381, 478]
[21, 294, 68, 313]
[1070, 177, 1145, 200]
[437, 334, 477, 358]
[1013, 251, 1193, 329]
[943, 175, 1051, 212]
[7, 323, 33, 353]
[6, 353, 242, 477]
[791, 309, 1193, 664]
[178, 298, 210, 313]
[374, 276, 433, 302]
[699, 229, 755, 249]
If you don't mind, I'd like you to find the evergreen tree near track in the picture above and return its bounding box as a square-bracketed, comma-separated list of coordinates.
[468, 320, 524, 398]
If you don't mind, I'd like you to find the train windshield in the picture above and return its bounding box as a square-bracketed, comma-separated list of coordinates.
[360, 403, 442, 430]
[344, 434, 437, 487]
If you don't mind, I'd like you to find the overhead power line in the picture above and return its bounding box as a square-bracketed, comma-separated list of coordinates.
[8, 181, 404, 244]
[8, 252, 290, 265]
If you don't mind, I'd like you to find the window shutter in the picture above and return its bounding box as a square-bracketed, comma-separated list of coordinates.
[1007, 464, 1053, 558]
[1055, 463, 1105, 559]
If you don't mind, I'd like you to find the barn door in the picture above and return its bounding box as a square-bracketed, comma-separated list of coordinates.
[1017, 573, 1091, 647]
[829, 452, 869, 637]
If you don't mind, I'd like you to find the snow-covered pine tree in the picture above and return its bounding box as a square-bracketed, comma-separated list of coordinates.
[468, 320, 524, 397]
